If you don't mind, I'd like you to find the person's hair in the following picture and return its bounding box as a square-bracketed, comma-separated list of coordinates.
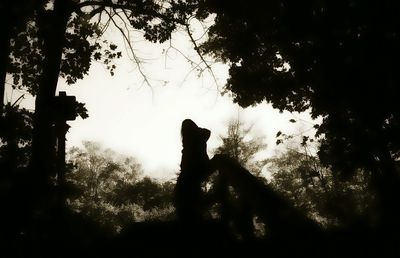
[181, 119, 210, 146]
[181, 119, 198, 141]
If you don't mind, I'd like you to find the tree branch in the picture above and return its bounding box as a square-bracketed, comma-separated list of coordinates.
[184, 23, 219, 90]
[77, 0, 185, 25]
[78, 0, 218, 89]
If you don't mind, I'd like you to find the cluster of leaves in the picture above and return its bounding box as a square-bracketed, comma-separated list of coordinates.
[126, 0, 209, 43]
[66, 141, 175, 233]
[8, 18, 43, 95]
[62, 14, 106, 84]
[275, 124, 317, 147]
[7, 8, 122, 94]
[92, 42, 122, 76]
[0, 102, 34, 169]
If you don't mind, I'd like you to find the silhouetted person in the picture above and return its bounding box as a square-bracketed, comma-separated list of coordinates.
[175, 119, 211, 224]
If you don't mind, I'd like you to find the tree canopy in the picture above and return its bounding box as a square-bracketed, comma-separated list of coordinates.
[199, 1, 400, 179]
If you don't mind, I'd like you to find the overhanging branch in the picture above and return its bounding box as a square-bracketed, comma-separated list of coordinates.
[184, 23, 219, 89]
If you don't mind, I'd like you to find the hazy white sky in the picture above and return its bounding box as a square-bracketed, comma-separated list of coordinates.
[6, 21, 317, 180]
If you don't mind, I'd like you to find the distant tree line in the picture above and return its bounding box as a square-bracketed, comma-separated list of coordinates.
[66, 141, 175, 233]
[58, 120, 376, 235]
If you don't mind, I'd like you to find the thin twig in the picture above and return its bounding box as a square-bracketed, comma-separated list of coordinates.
[104, 8, 151, 87]
[12, 94, 25, 107]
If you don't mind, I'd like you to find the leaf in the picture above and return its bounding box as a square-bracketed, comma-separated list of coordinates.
[301, 136, 309, 146]
[276, 131, 282, 137]
[93, 52, 101, 60]
[75, 102, 89, 119]
[289, 119, 296, 123]
[109, 44, 117, 50]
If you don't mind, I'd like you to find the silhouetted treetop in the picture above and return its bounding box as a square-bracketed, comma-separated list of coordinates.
[214, 119, 266, 176]
[201, 1, 400, 109]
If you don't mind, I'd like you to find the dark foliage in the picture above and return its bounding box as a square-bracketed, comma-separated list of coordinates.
[199, 0, 400, 179]
[0, 103, 33, 168]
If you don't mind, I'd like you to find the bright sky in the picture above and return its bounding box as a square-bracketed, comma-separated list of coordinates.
[5, 20, 317, 180]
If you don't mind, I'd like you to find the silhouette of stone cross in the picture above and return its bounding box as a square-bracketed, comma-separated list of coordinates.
[53, 91, 78, 206]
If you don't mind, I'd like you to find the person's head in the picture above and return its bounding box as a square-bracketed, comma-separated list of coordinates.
[181, 119, 210, 148]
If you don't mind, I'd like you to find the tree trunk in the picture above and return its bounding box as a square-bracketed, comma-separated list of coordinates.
[31, 0, 71, 189]
[0, 2, 13, 115]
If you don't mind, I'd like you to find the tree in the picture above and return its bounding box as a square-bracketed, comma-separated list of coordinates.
[214, 119, 266, 176]
[67, 141, 141, 231]
[67, 141, 141, 201]
[198, 1, 400, 228]
[66, 141, 175, 233]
